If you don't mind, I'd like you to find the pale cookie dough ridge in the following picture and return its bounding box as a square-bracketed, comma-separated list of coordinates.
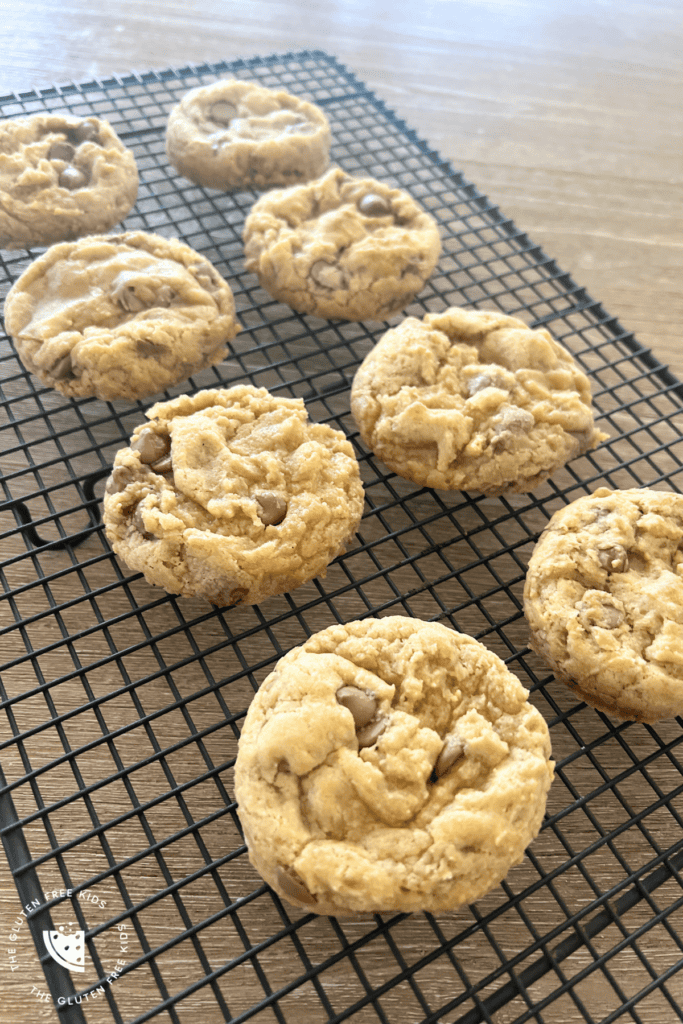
[524, 486, 683, 722]
[234, 616, 554, 916]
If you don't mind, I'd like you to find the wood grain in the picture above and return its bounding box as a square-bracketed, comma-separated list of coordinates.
[0, 0, 680, 380]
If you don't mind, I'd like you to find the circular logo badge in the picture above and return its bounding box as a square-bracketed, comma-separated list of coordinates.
[5, 884, 131, 1011]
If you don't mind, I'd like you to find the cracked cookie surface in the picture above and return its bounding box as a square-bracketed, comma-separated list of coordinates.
[242, 166, 442, 321]
[350, 306, 607, 494]
[3, 231, 240, 400]
[165, 78, 331, 190]
[0, 114, 138, 249]
[524, 487, 683, 722]
[103, 385, 364, 605]
[234, 616, 554, 916]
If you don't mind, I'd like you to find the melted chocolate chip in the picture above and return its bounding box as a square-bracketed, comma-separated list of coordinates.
[336, 686, 377, 730]
[137, 340, 168, 360]
[275, 866, 317, 906]
[597, 545, 629, 573]
[130, 428, 171, 465]
[255, 492, 287, 527]
[59, 165, 88, 190]
[50, 352, 74, 380]
[210, 101, 237, 125]
[357, 193, 392, 217]
[69, 120, 99, 145]
[150, 454, 173, 476]
[357, 716, 387, 749]
[48, 140, 76, 162]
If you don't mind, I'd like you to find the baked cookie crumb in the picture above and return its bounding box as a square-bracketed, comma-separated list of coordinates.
[103, 385, 364, 605]
[524, 487, 683, 722]
[243, 166, 442, 321]
[166, 78, 331, 191]
[234, 616, 554, 916]
[350, 306, 607, 494]
[4, 231, 240, 401]
[0, 113, 138, 249]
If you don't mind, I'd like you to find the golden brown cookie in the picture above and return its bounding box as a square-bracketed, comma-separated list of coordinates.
[102, 385, 364, 605]
[3, 231, 240, 401]
[350, 306, 607, 494]
[234, 616, 554, 916]
[524, 487, 683, 722]
[165, 79, 331, 190]
[0, 113, 138, 249]
[242, 166, 442, 321]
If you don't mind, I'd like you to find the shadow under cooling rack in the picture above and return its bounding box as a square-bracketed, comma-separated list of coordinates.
[1, 50, 683, 1024]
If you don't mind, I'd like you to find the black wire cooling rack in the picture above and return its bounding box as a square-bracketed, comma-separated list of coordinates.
[1, 50, 682, 1024]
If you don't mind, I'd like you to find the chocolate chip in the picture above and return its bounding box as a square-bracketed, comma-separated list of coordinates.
[58, 166, 88, 190]
[601, 605, 624, 629]
[255, 492, 287, 527]
[131, 428, 171, 465]
[433, 736, 465, 779]
[357, 193, 392, 217]
[357, 716, 386, 749]
[598, 545, 629, 573]
[150, 454, 173, 476]
[336, 686, 377, 730]
[209, 101, 237, 125]
[275, 866, 317, 906]
[105, 465, 133, 495]
[69, 120, 99, 145]
[50, 352, 74, 380]
[48, 140, 75, 162]
[579, 598, 624, 630]
[137, 340, 168, 360]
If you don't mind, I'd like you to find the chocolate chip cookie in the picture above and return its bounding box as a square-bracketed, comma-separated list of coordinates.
[102, 385, 364, 605]
[0, 114, 138, 249]
[524, 487, 683, 722]
[234, 616, 554, 916]
[165, 78, 331, 191]
[3, 231, 240, 401]
[242, 166, 442, 321]
[350, 306, 607, 494]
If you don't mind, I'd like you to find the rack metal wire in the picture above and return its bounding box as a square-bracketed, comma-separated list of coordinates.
[1, 50, 682, 1024]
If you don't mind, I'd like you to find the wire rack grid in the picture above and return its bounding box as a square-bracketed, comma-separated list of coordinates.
[0, 49, 682, 1024]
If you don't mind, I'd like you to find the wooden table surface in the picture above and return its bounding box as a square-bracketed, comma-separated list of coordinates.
[1, 0, 681, 382]
[1, 2, 682, 1022]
